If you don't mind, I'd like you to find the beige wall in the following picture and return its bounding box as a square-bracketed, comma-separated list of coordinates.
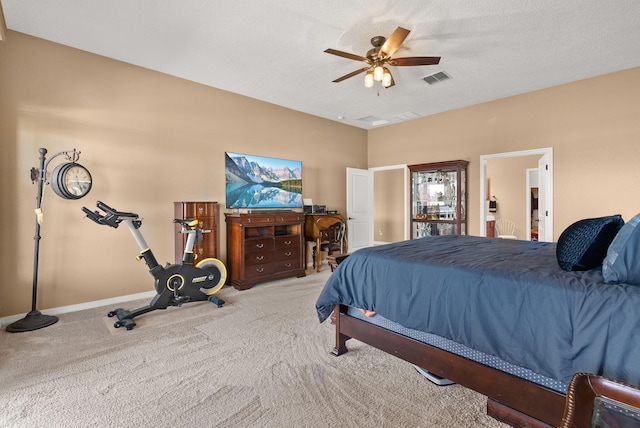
[2, 30, 639, 317]
[373, 168, 406, 243]
[369, 67, 640, 239]
[0, 32, 367, 316]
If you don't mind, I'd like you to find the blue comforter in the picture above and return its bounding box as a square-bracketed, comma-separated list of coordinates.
[316, 235, 640, 386]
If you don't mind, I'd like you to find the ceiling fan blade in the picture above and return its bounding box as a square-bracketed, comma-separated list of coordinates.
[324, 48, 370, 64]
[332, 67, 371, 83]
[391, 56, 441, 66]
[380, 27, 410, 58]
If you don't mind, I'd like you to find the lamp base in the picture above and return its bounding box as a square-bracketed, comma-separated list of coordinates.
[5, 310, 59, 333]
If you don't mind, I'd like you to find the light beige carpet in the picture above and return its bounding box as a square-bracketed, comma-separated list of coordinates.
[1, 269, 507, 427]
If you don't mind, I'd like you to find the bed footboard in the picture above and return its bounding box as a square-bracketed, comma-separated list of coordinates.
[331, 304, 565, 427]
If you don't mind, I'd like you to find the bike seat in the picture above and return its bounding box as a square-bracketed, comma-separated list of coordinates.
[174, 218, 198, 227]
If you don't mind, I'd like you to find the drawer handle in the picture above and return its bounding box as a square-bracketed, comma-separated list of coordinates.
[256, 267, 264, 273]
[284, 240, 292, 245]
[198, 207, 204, 214]
[284, 252, 292, 256]
[256, 255, 264, 261]
[256, 243, 264, 249]
[284, 263, 292, 268]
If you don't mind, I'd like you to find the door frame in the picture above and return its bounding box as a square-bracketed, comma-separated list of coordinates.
[479, 147, 553, 240]
[526, 167, 538, 241]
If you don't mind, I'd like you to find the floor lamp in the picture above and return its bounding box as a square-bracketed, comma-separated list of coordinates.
[6, 147, 92, 332]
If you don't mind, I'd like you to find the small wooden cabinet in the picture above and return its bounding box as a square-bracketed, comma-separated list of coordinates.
[174, 202, 218, 263]
[486, 219, 496, 238]
[225, 212, 306, 290]
[409, 160, 468, 238]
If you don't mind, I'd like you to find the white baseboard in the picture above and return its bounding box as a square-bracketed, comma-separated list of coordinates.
[373, 240, 393, 246]
[0, 290, 157, 327]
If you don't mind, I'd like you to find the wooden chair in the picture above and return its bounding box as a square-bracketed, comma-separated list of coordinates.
[312, 220, 345, 271]
[561, 373, 640, 427]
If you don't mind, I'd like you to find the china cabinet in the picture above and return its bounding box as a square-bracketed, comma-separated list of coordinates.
[409, 160, 468, 238]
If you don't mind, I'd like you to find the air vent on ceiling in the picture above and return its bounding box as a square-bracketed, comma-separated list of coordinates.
[357, 115, 389, 127]
[394, 112, 421, 121]
[423, 71, 451, 85]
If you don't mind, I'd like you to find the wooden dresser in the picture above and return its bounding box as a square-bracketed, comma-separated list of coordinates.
[225, 212, 306, 290]
[174, 202, 218, 263]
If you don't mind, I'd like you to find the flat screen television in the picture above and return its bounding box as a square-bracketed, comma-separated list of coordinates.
[225, 152, 303, 209]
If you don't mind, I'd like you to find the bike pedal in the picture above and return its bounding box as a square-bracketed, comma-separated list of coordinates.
[173, 296, 190, 306]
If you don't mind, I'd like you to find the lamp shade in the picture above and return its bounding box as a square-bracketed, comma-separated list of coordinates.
[364, 70, 374, 88]
[382, 68, 392, 87]
[373, 65, 384, 81]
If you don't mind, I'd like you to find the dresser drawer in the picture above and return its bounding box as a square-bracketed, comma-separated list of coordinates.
[241, 215, 274, 225]
[180, 202, 215, 218]
[275, 235, 299, 250]
[274, 213, 304, 224]
[274, 247, 298, 261]
[274, 259, 301, 272]
[245, 238, 274, 253]
[197, 217, 216, 231]
[244, 262, 275, 278]
[245, 251, 274, 266]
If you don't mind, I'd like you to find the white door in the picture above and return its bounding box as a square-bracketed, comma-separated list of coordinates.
[537, 152, 553, 242]
[346, 167, 373, 252]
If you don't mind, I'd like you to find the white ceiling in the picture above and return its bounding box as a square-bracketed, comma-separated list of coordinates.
[3, 0, 640, 129]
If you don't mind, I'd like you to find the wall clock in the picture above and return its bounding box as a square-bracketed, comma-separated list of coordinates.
[50, 162, 93, 199]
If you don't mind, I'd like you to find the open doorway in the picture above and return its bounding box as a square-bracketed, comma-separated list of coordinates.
[346, 165, 409, 251]
[479, 148, 553, 242]
[526, 168, 539, 241]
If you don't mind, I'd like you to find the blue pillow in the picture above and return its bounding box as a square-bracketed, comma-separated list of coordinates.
[556, 215, 624, 271]
[602, 212, 640, 284]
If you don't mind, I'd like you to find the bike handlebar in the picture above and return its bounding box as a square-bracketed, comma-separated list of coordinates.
[82, 201, 140, 229]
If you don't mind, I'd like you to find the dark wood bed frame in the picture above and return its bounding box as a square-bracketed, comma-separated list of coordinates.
[331, 304, 567, 427]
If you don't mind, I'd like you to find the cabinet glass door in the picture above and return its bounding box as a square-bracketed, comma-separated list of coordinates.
[409, 160, 468, 239]
[412, 170, 459, 221]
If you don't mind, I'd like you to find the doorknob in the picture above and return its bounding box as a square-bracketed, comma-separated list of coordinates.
[348, 217, 355, 220]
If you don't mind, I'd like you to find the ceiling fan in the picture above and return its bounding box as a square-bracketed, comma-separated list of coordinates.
[325, 27, 440, 89]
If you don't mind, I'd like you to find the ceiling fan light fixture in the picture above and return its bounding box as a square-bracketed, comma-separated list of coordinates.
[325, 27, 441, 90]
[364, 70, 374, 88]
[382, 68, 392, 87]
[373, 65, 384, 82]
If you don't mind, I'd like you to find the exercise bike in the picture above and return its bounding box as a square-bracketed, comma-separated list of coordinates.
[82, 201, 227, 330]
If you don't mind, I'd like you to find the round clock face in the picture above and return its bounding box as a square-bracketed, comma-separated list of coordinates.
[50, 162, 93, 200]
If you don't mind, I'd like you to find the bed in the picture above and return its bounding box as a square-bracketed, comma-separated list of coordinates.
[315, 216, 640, 427]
